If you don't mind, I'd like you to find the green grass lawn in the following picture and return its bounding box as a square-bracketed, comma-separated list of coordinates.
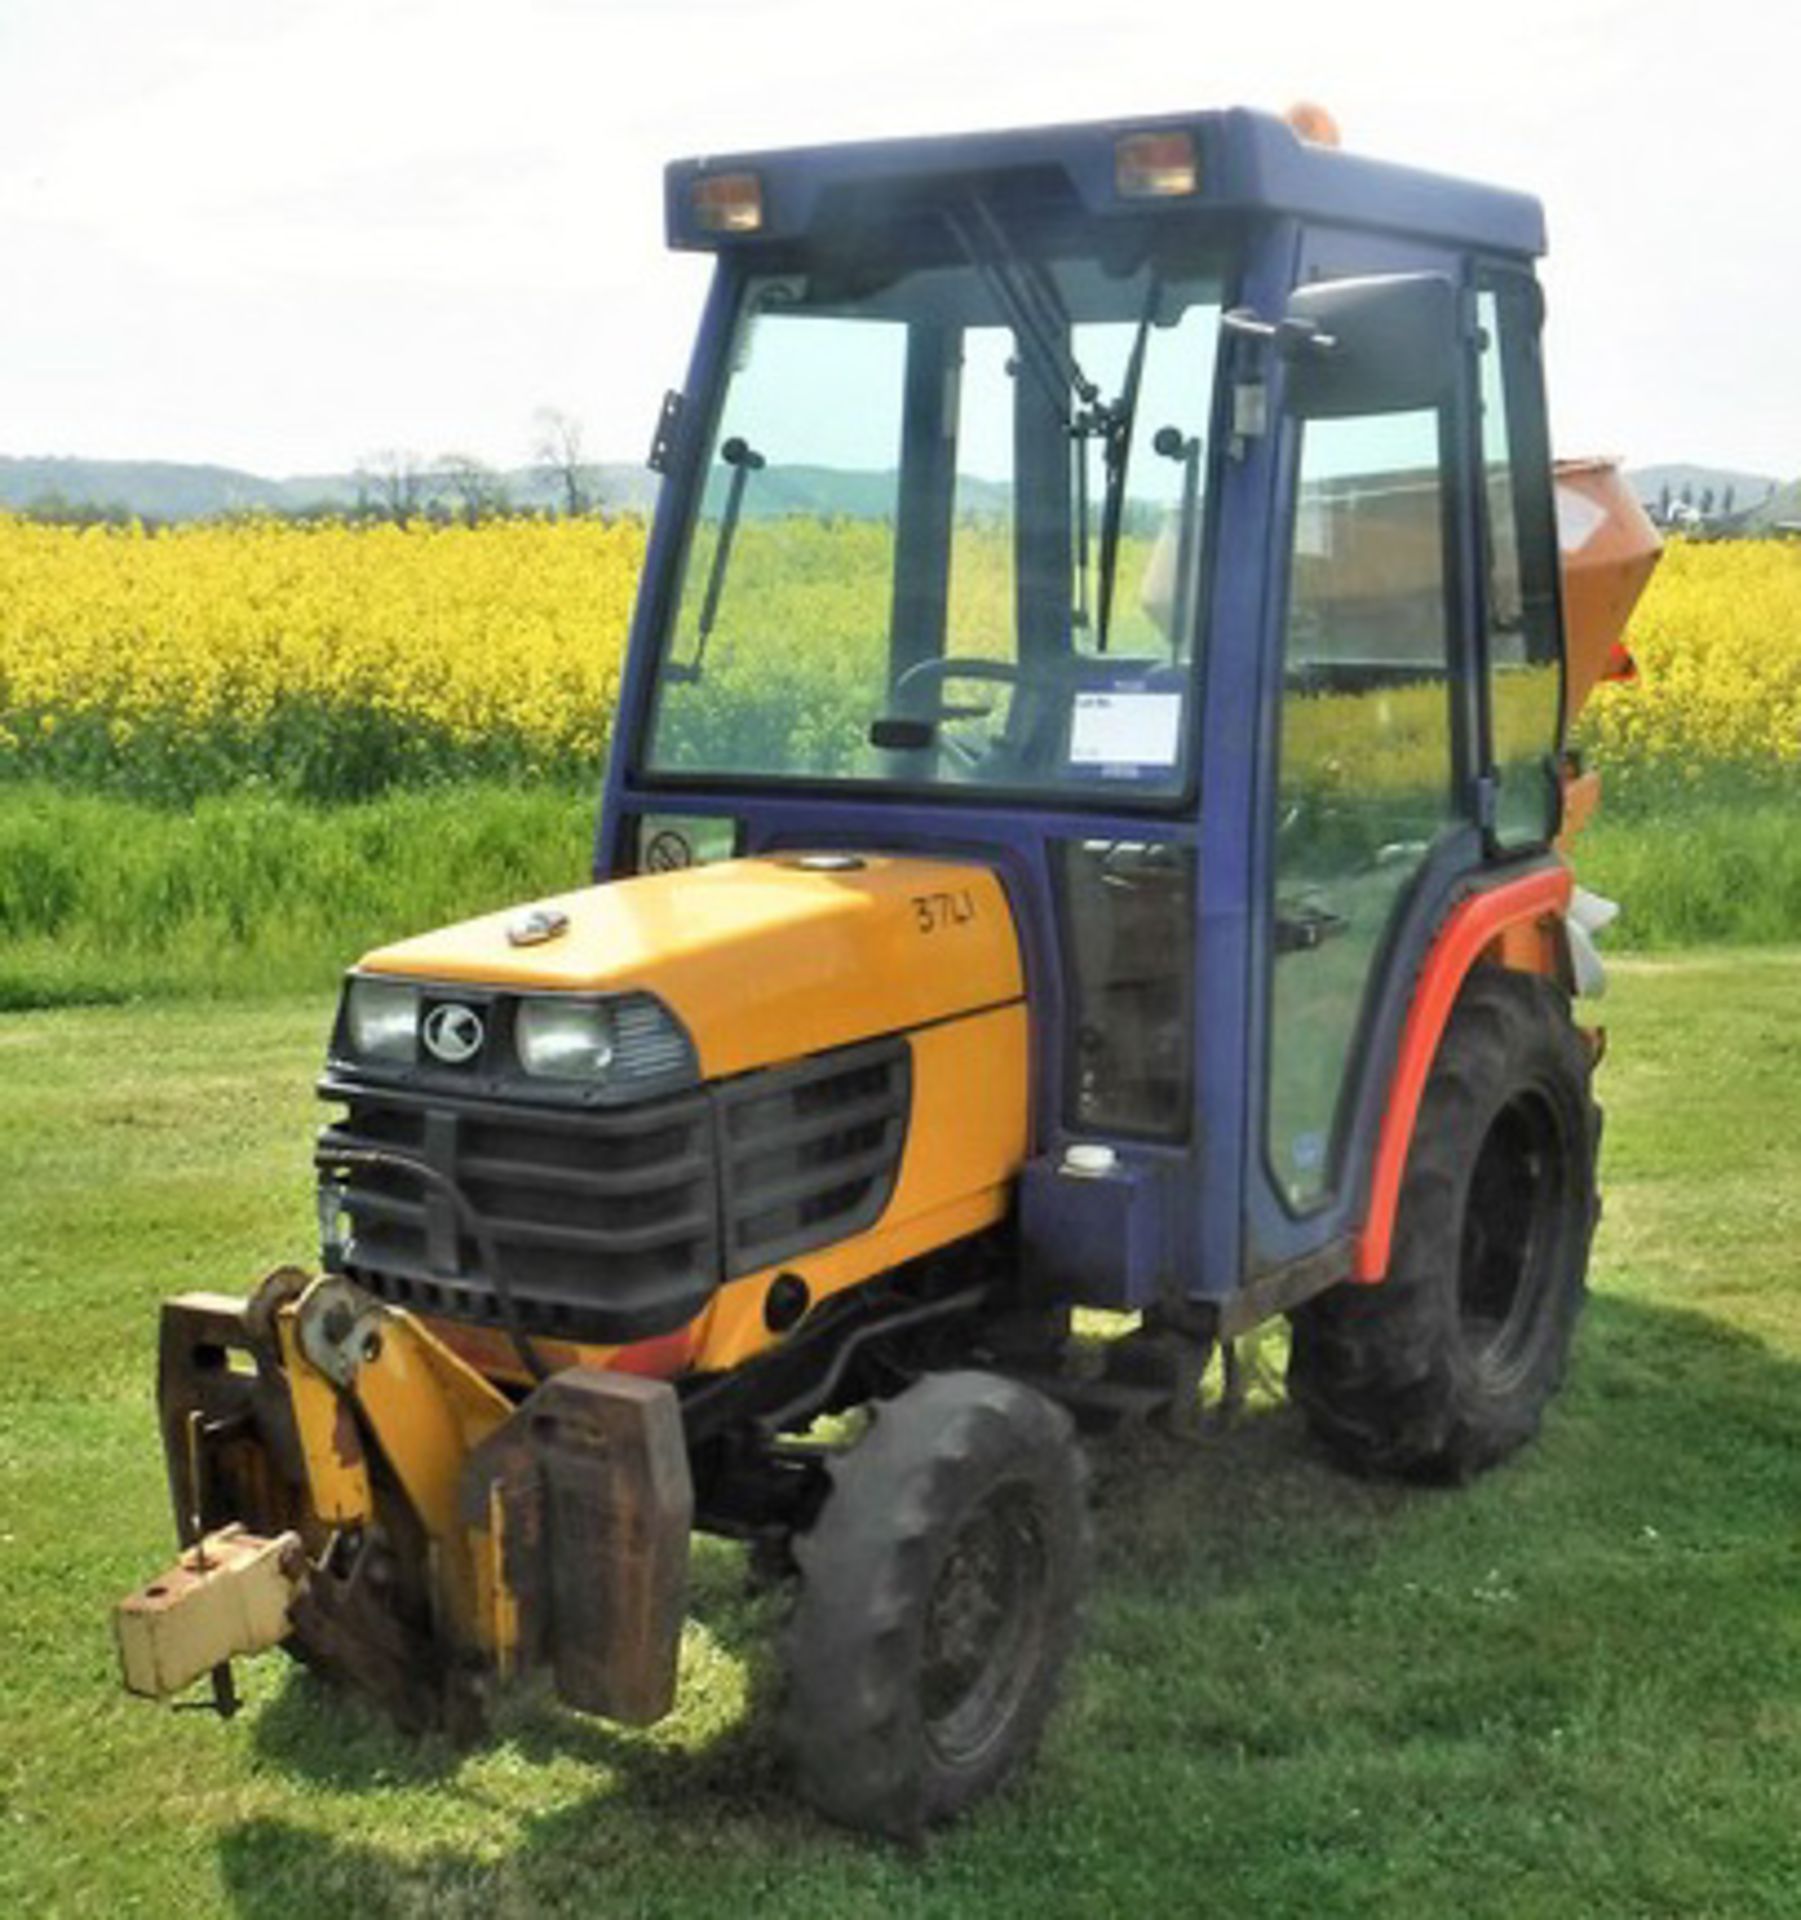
[3, 953, 1799, 1916]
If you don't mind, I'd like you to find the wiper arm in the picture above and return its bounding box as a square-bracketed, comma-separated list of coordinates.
[943, 199, 1101, 428]
[668, 435, 764, 684]
[1095, 278, 1160, 653]
[944, 198, 1111, 631]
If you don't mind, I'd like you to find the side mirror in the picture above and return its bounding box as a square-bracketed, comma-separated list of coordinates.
[1279, 272, 1459, 419]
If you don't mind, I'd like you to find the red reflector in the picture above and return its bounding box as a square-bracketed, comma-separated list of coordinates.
[1115, 130, 1199, 198]
[1603, 639, 1639, 684]
[691, 171, 763, 234]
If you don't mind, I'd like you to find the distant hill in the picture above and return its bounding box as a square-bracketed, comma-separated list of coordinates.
[699, 463, 1012, 521]
[1627, 464, 1782, 515]
[0, 452, 1012, 524]
[0, 454, 661, 522]
[6, 449, 1789, 534]
[0, 456, 293, 520]
[1743, 478, 1801, 535]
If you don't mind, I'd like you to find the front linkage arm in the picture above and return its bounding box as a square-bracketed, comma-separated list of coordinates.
[115, 1271, 692, 1732]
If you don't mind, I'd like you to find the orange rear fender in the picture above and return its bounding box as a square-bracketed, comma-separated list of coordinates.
[1353, 863, 1573, 1283]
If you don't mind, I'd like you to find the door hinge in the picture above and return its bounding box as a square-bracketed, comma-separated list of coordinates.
[1474, 772, 1500, 833]
[647, 389, 686, 475]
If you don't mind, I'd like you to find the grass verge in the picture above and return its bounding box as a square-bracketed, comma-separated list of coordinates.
[1, 952, 1798, 1914]
[2, 783, 1800, 1009]
[1574, 796, 1801, 947]
[0, 783, 593, 1008]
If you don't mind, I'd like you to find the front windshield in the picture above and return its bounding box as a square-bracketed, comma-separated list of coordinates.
[644, 217, 1226, 800]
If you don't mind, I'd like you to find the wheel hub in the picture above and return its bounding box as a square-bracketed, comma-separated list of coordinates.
[1459, 1086, 1568, 1391]
[920, 1485, 1047, 1767]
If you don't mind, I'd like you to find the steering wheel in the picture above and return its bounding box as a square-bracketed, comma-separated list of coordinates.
[890, 656, 1024, 772]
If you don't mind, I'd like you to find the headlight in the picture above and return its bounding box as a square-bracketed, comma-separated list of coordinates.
[345, 977, 419, 1063]
[515, 998, 615, 1079]
[515, 993, 695, 1088]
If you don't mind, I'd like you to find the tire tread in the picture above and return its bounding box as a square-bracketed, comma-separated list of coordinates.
[1290, 964, 1598, 1482]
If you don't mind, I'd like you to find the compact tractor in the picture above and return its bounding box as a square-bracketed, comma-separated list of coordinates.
[114, 106, 1660, 1836]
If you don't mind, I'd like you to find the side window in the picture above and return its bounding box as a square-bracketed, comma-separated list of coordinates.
[1476, 275, 1562, 847]
[1060, 840, 1195, 1139]
[1267, 408, 1460, 1207]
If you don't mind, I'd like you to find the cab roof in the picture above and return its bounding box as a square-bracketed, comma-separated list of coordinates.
[666, 107, 1545, 260]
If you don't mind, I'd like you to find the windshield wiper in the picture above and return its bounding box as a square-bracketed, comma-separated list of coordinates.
[945, 199, 1120, 639]
[1095, 277, 1160, 652]
[944, 200, 1163, 651]
[668, 434, 764, 684]
[944, 199, 1101, 430]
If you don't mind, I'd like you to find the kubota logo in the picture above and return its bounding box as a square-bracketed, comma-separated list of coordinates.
[421, 1002, 484, 1065]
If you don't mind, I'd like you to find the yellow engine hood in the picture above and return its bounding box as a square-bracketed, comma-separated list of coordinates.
[358, 855, 1023, 1080]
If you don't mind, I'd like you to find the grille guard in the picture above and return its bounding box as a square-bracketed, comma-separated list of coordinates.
[316, 1036, 911, 1351]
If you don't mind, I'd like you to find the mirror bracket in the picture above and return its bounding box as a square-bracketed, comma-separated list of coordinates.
[1222, 307, 1339, 359]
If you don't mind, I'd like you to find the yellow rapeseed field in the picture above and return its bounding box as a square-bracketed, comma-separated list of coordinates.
[0, 515, 643, 797]
[0, 514, 1794, 803]
[1578, 535, 1801, 797]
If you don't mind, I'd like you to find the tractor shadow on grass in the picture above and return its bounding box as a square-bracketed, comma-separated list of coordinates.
[221, 1289, 1801, 1911]
[246, 1527, 790, 1795]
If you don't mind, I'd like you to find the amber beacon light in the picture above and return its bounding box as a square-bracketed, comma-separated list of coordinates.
[1285, 101, 1343, 146]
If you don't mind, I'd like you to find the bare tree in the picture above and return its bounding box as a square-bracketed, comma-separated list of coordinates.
[533, 407, 592, 516]
[356, 448, 426, 525]
[434, 452, 510, 526]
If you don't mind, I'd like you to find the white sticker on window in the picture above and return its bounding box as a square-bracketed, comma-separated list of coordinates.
[1068, 691, 1183, 770]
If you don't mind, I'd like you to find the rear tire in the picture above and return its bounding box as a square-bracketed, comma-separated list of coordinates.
[782, 1371, 1089, 1838]
[1289, 964, 1598, 1482]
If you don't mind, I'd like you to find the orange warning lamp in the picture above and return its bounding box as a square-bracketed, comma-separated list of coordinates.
[1285, 102, 1343, 147]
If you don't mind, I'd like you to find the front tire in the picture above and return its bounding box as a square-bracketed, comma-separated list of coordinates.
[782, 1371, 1089, 1838]
[1289, 964, 1598, 1482]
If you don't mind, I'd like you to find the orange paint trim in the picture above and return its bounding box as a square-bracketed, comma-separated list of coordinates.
[429, 1317, 699, 1389]
[1352, 863, 1573, 1284]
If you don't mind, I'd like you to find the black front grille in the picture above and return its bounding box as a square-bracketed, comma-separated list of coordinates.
[317, 1036, 911, 1349]
[319, 1083, 718, 1344]
[718, 1039, 910, 1277]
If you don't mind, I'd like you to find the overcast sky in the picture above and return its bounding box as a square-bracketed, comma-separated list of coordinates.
[0, 0, 1791, 479]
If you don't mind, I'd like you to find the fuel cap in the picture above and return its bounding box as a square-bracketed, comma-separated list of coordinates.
[506, 905, 570, 947]
[789, 852, 865, 872]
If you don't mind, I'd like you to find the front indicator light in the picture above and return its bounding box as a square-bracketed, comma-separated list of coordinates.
[691, 170, 764, 233]
[1115, 129, 1198, 198]
[345, 977, 418, 1064]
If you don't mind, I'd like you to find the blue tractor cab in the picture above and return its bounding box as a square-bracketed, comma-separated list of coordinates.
[601, 106, 1571, 1323]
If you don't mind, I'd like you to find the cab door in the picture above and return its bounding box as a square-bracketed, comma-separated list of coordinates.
[1257, 260, 1481, 1223]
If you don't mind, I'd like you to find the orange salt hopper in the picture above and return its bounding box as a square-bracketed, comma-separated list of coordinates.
[1556, 455, 1663, 724]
